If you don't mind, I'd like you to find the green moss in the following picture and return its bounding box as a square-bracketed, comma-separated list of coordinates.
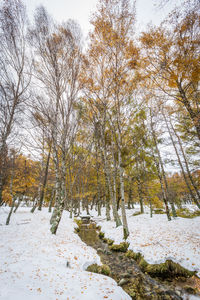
[125, 250, 142, 261]
[98, 231, 105, 239]
[146, 260, 196, 279]
[86, 263, 111, 276]
[138, 257, 148, 271]
[125, 251, 196, 280]
[109, 242, 129, 252]
[86, 263, 100, 273]
[101, 264, 111, 276]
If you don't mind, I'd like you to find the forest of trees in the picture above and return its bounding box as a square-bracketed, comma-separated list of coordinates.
[0, 0, 199, 238]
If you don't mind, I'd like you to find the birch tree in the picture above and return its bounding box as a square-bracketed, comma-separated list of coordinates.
[0, 0, 31, 205]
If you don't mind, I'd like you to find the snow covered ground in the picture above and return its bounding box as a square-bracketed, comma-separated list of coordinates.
[0, 207, 131, 300]
[1, 205, 200, 300]
[93, 206, 200, 278]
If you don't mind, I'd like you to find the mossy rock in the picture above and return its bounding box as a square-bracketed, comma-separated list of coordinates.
[125, 250, 142, 261]
[86, 263, 100, 273]
[101, 264, 111, 276]
[109, 242, 129, 252]
[86, 263, 111, 276]
[146, 260, 196, 279]
[98, 231, 105, 239]
[138, 257, 148, 271]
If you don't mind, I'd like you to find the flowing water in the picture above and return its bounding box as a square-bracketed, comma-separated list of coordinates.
[77, 219, 199, 300]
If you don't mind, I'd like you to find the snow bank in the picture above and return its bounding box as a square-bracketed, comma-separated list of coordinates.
[93, 206, 200, 277]
[0, 207, 131, 300]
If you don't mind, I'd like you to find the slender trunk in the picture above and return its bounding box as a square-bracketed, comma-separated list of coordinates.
[118, 149, 129, 239]
[157, 146, 177, 217]
[96, 147, 102, 216]
[6, 197, 16, 225]
[97, 201, 102, 216]
[111, 142, 122, 226]
[14, 195, 23, 213]
[169, 116, 200, 203]
[69, 184, 73, 218]
[50, 200, 64, 234]
[164, 113, 200, 209]
[102, 150, 111, 221]
[50, 146, 60, 224]
[150, 112, 171, 220]
[137, 178, 144, 213]
[127, 179, 133, 209]
[178, 82, 200, 141]
[48, 188, 55, 213]
[85, 196, 89, 215]
[30, 198, 38, 213]
[0, 177, 3, 206]
[38, 145, 51, 210]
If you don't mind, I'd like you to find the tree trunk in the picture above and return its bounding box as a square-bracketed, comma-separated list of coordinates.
[111, 142, 122, 227]
[6, 197, 16, 225]
[164, 113, 200, 209]
[102, 151, 111, 221]
[150, 111, 171, 220]
[38, 145, 51, 210]
[169, 116, 200, 203]
[48, 188, 55, 213]
[178, 82, 200, 141]
[118, 149, 129, 239]
[30, 198, 38, 213]
[14, 195, 23, 213]
[50, 146, 60, 225]
[136, 177, 144, 214]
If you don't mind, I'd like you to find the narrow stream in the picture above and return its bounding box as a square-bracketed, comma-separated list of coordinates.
[77, 219, 199, 300]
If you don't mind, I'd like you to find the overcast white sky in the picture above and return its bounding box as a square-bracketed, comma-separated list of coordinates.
[23, 0, 183, 38]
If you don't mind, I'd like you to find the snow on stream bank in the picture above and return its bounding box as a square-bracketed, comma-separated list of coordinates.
[94, 206, 200, 278]
[0, 207, 131, 300]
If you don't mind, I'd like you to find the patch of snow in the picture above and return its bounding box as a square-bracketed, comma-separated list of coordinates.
[93, 206, 200, 278]
[0, 207, 131, 300]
